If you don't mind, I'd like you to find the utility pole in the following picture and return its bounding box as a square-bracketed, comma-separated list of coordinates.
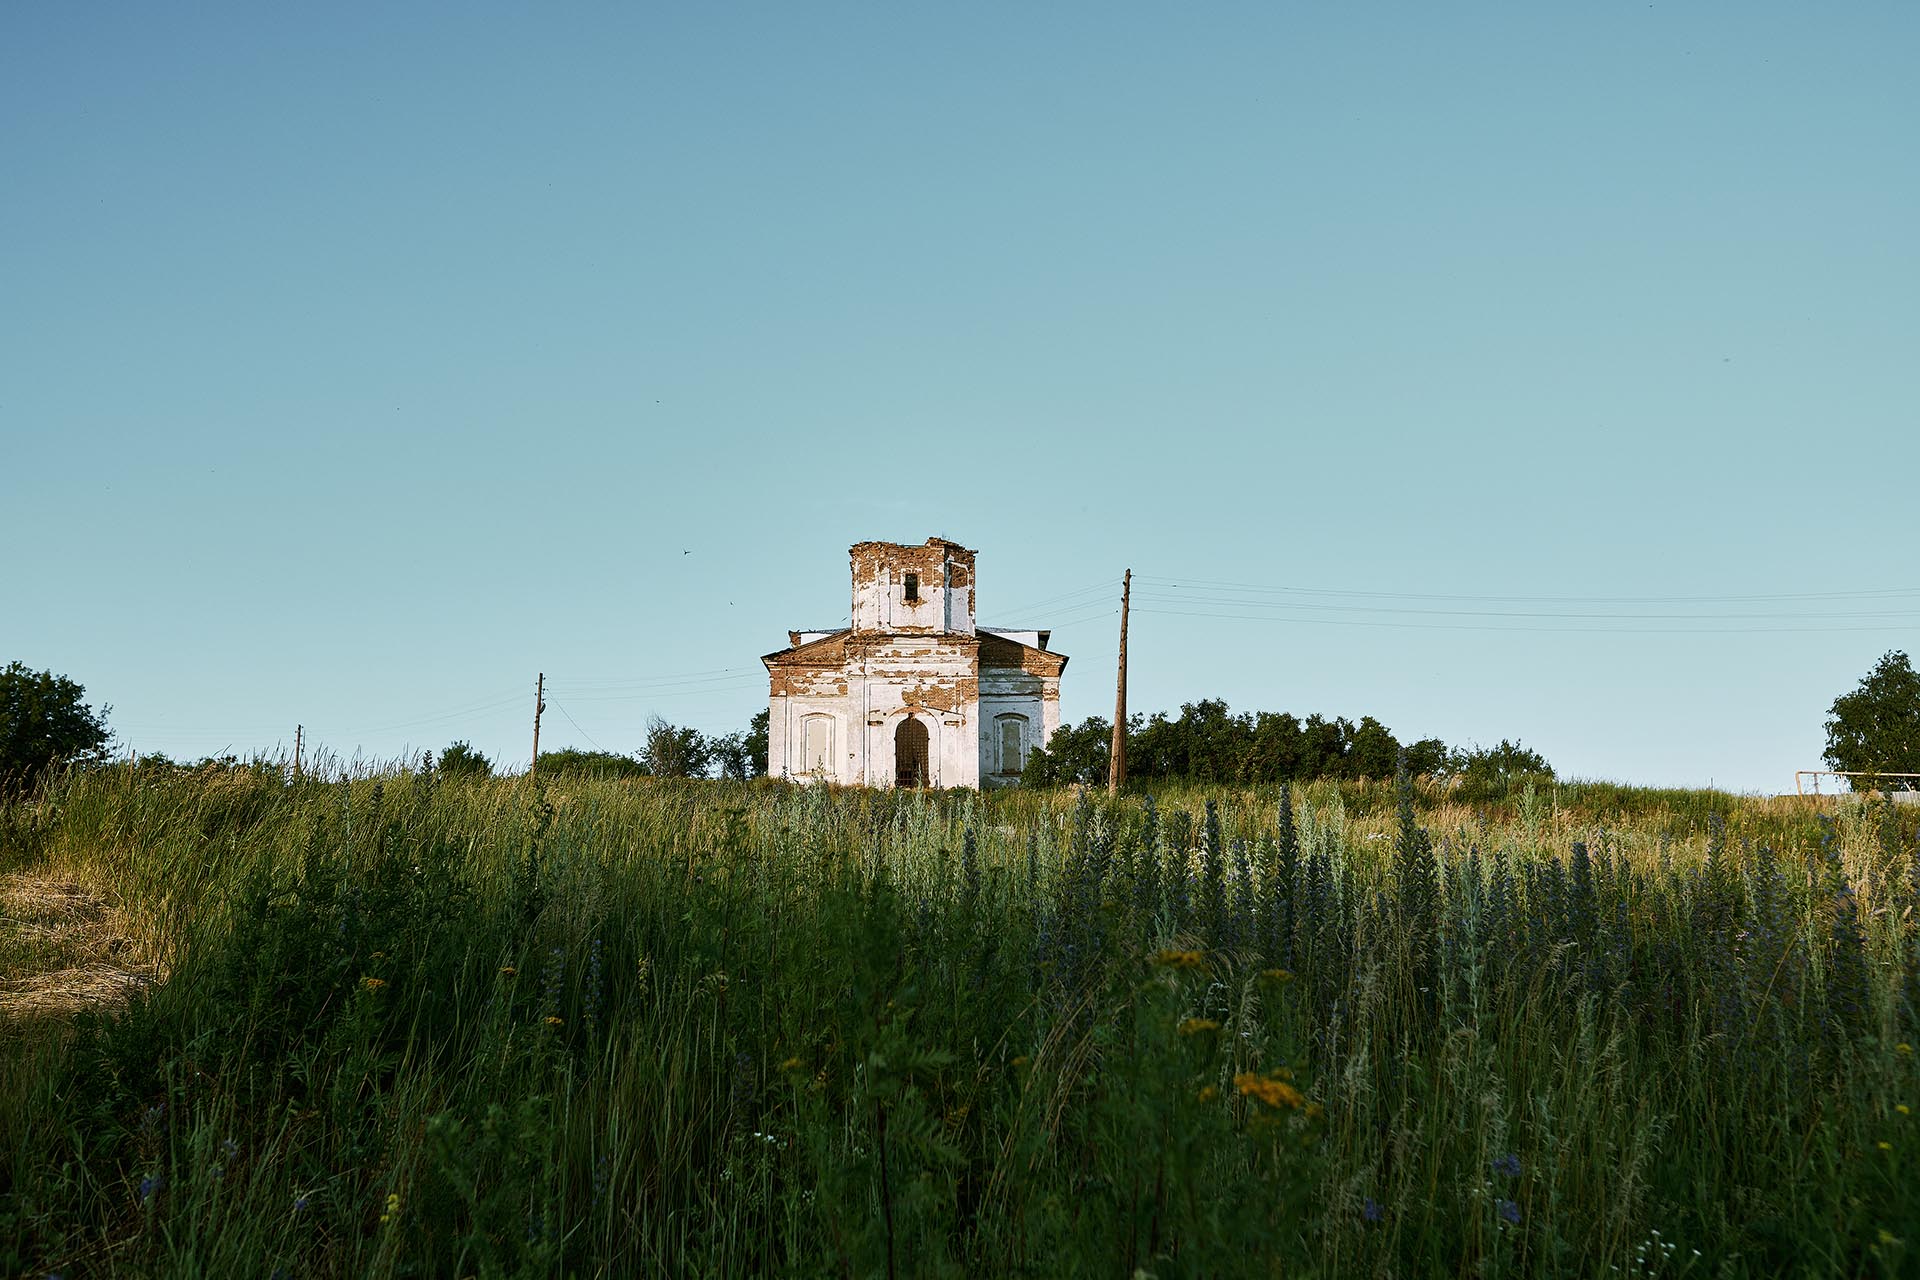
[531, 672, 546, 779]
[293, 725, 303, 779]
[1109, 570, 1130, 796]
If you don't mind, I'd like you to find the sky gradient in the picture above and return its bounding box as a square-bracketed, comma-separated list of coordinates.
[4, 3, 1916, 791]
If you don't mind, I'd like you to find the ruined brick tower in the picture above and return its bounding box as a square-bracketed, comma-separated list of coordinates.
[762, 538, 1068, 788]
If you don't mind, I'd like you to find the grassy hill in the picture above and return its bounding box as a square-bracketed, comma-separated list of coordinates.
[3, 766, 1916, 1277]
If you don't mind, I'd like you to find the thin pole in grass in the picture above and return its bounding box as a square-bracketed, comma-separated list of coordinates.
[1110, 570, 1131, 796]
[531, 672, 546, 778]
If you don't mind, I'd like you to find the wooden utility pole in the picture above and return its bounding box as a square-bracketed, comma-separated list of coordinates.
[293, 725, 303, 778]
[1109, 570, 1130, 795]
[531, 672, 546, 778]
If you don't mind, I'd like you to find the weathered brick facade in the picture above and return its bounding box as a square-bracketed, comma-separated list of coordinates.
[763, 539, 1068, 788]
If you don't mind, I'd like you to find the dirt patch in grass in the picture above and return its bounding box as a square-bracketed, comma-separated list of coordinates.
[0, 871, 157, 1026]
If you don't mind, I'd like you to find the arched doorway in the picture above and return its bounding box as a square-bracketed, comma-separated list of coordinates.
[894, 716, 929, 788]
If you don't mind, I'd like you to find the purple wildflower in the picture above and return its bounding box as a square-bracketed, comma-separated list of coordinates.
[138, 1175, 160, 1204]
[1492, 1152, 1522, 1178]
[1361, 1197, 1384, 1224]
[1496, 1198, 1521, 1225]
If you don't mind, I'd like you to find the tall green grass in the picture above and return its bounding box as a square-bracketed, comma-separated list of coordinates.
[2, 764, 1916, 1277]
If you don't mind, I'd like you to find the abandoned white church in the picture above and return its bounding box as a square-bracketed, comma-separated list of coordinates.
[762, 539, 1068, 788]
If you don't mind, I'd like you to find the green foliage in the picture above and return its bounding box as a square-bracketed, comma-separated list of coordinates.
[1825, 650, 1920, 791]
[1452, 738, 1556, 804]
[534, 747, 648, 780]
[0, 661, 111, 792]
[436, 740, 491, 779]
[2, 767, 1916, 1276]
[641, 714, 712, 779]
[746, 707, 770, 778]
[1027, 700, 1513, 790]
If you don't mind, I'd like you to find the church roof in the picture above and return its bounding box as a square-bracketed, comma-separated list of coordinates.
[761, 627, 1067, 675]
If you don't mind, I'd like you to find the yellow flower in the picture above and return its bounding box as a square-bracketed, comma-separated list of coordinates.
[1899, 1043, 1913, 1056]
[361, 976, 386, 992]
[1177, 1017, 1222, 1037]
[1899, 1105, 1911, 1116]
[1880, 1228, 1903, 1246]
[1196, 1085, 1219, 1103]
[1878, 1141, 1893, 1152]
[544, 1015, 564, 1027]
[1234, 1071, 1307, 1110]
[1011, 1055, 1030, 1069]
[499, 966, 517, 977]
[379, 1190, 401, 1225]
[778, 1056, 804, 1072]
[1152, 949, 1207, 970]
[370, 951, 386, 960]
[1260, 968, 1295, 984]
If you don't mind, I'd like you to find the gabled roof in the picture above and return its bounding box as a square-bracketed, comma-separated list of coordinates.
[762, 629, 849, 669]
[763, 626, 1068, 676]
[978, 630, 1069, 676]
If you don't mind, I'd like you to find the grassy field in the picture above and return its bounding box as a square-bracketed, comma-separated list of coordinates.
[2, 765, 1916, 1277]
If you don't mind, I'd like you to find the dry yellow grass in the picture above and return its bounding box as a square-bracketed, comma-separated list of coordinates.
[0, 871, 156, 1024]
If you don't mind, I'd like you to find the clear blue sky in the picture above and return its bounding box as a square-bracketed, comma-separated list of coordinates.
[5, 3, 1915, 791]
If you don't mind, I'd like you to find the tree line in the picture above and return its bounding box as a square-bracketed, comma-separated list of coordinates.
[1021, 698, 1553, 795]
[7, 650, 1918, 793]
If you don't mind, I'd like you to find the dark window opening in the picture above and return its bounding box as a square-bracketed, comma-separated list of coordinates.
[903, 572, 920, 602]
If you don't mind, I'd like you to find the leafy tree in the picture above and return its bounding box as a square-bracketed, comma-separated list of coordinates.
[1453, 739, 1554, 804]
[710, 731, 752, 781]
[746, 709, 769, 778]
[1346, 716, 1401, 780]
[1402, 736, 1454, 778]
[642, 715, 712, 780]
[1825, 650, 1920, 791]
[438, 740, 492, 779]
[1, 662, 112, 792]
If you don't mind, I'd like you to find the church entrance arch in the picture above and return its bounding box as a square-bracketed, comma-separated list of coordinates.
[894, 716, 930, 788]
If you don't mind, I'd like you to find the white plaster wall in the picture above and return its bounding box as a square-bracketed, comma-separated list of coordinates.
[851, 561, 975, 635]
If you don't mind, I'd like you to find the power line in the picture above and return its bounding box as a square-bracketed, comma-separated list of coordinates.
[1132, 606, 1920, 635]
[1135, 573, 1920, 607]
[1128, 590, 1920, 624]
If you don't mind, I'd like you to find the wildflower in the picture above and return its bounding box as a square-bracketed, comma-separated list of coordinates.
[1196, 1085, 1219, 1103]
[1878, 1140, 1893, 1151]
[778, 1056, 804, 1072]
[1496, 1198, 1521, 1225]
[1260, 968, 1294, 983]
[1234, 1071, 1306, 1109]
[1177, 1017, 1221, 1037]
[379, 1191, 401, 1225]
[292, 1193, 309, 1213]
[1492, 1152, 1522, 1178]
[499, 966, 517, 977]
[1899, 1105, 1911, 1116]
[1153, 949, 1207, 970]
[544, 1015, 564, 1027]
[1899, 1043, 1913, 1056]
[361, 976, 386, 992]
[138, 1174, 160, 1204]
[1881, 1228, 1904, 1246]
[1304, 1102, 1324, 1119]
[1361, 1197, 1384, 1224]
[1010, 1055, 1030, 1068]
[222, 1137, 239, 1160]
[370, 951, 386, 960]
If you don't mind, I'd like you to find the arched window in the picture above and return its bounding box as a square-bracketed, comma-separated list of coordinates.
[799, 714, 836, 777]
[995, 714, 1028, 775]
